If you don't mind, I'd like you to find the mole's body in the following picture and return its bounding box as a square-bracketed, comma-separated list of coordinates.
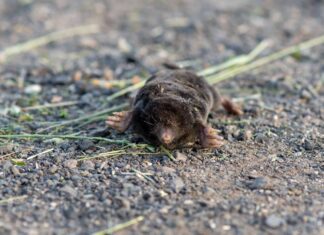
[106, 69, 242, 149]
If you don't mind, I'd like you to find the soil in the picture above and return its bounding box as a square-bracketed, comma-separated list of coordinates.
[0, 0, 323, 234]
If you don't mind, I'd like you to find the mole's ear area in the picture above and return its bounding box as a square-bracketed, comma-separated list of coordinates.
[162, 62, 181, 70]
[221, 98, 243, 116]
[106, 110, 133, 133]
[196, 122, 224, 148]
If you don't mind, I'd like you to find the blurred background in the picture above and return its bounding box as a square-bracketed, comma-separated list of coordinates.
[1, 0, 323, 70]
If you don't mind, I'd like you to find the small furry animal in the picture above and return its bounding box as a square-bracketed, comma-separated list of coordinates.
[106, 68, 242, 149]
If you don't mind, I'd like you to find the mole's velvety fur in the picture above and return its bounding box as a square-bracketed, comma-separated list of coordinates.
[106, 69, 242, 149]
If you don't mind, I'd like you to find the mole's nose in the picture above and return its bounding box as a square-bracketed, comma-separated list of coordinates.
[160, 129, 174, 144]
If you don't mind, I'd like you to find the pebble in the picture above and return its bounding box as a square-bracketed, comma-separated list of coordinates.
[170, 176, 185, 193]
[265, 214, 284, 228]
[11, 165, 20, 176]
[118, 38, 132, 53]
[117, 197, 131, 210]
[303, 139, 314, 150]
[81, 161, 95, 170]
[175, 151, 187, 161]
[224, 125, 238, 140]
[237, 129, 253, 141]
[300, 89, 312, 100]
[243, 129, 253, 140]
[79, 37, 98, 49]
[3, 161, 13, 173]
[63, 160, 78, 169]
[0, 144, 16, 155]
[161, 166, 176, 174]
[80, 171, 90, 177]
[60, 185, 77, 197]
[78, 140, 94, 151]
[24, 84, 42, 94]
[255, 133, 267, 143]
[245, 177, 267, 190]
[49, 165, 58, 174]
[51, 74, 72, 85]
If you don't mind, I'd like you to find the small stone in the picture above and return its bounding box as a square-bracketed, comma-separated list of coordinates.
[103, 68, 114, 80]
[175, 151, 187, 161]
[303, 139, 314, 150]
[245, 177, 267, 190]
[248, 170, 260, 179]
[158, 190, 168, 197]
[0, 144, 16, 155]
[11, 165, 20, 176]
[265, 214, 284, 228]
[243, 129, 253, 140]
[159, 206, 170, 214]
[60, 185, 77, 197]
[3, 161, 13, 173]
[170, 176, 185, 193]
[255, 133, 267, 143]
[63, 159, 78, 169]
[118, 38, 132, 53]
[224, 125, 237, 140]
[24, 84, 42, 94]
[117, 197, 131, 210]
[184, 199, 194, 205]
[51, 74, 71, 85]
[80, 171, 90, 177]
[294, 152, 303, 157]
[300, 89, 312, 100]
[49, 165, 58, 174]
[237, 129, 253, 141]
[161, 166, 176, 174]
[78, 140, 94, 151]
[287, 216, 299, 225]
[81, 161, 95, 170]
[51, 95, 63, 103]
[79, 37, 98, 49]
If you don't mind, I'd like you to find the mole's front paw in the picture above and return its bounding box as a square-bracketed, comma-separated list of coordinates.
[106, 111, 132, 132]
[200, 126, 224, 148]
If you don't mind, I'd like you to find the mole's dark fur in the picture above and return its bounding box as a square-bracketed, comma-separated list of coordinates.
[106, 68, 242, 149]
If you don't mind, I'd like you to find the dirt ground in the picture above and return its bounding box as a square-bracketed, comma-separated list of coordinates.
[0, 0, 323, 234]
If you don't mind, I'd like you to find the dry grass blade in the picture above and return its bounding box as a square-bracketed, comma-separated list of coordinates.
[197, 40, 270, 77]
[206, 34, 324, 84]
[0, 134, 131, 145]
[92, 216, 144, 235]
[0, 195, 28, 205]
[131, 168, 158, 186]
[160, 146, 176, 161]
[77, 150, 126, 161]
[27, 148, 54, 160]
[106, 80, 146, 102]
[23, 101, 80, 111]
[0, 24, 100, 63]
[37, 102, 128, 133]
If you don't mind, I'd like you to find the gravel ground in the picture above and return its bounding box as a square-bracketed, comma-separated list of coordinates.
[0, 0, 323, 234]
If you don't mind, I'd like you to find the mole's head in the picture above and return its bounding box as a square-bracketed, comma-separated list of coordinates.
[132, 98, 196, 149]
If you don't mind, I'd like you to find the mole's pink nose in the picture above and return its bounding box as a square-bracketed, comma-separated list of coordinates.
[160, 129, 174, 144]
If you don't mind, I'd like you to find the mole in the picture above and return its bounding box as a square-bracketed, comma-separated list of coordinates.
[106, 67, 242, 149]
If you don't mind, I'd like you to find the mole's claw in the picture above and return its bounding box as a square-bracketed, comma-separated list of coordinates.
[107, 116, 122, 122]
[113, 111, 127, 117]
[200, 126, 225, 148]
[106, 110, 133, 133]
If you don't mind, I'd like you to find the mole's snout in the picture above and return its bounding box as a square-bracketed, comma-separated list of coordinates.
[159, 128, 175, 145]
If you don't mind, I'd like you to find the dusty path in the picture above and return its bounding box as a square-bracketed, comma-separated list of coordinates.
[0, 0, 323, 234]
